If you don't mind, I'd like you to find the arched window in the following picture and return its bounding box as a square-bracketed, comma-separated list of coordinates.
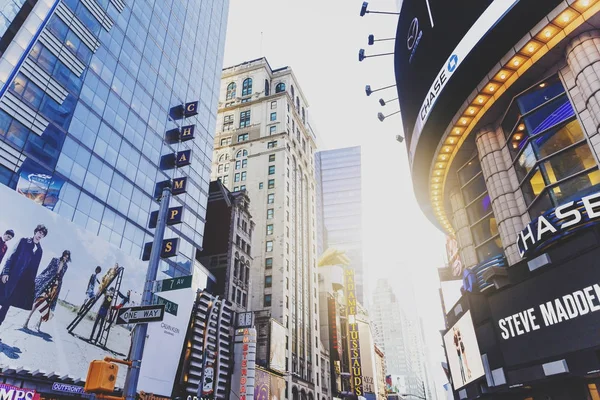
[218, 153, 229, 162]
[265, 79, 270, 96]
[226, 82, 236, 100]
[235, 149, 248, 170]
[276, 82, 286, 93]
[296, 96, 300, 110]
[291, 85, 295, 98]
[242, 78, 252, 96]
[301, 107, 305, 124]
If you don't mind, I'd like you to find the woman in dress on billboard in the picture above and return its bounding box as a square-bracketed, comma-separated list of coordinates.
[22, 250, 71, 331]
[0, 224, 47, 326]
[456, 328, 472, 379]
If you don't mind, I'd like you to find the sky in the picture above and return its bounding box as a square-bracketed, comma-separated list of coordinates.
[222, 0, 456, 398]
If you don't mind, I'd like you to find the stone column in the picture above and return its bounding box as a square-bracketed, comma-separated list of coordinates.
[475, 125, 526, 266]
[564, 30, 600, 162]
[449, 188, 477, 269]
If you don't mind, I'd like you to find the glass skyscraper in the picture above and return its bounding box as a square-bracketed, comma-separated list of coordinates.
[0, 0, 229, 275]
[315, 146, 365, 303]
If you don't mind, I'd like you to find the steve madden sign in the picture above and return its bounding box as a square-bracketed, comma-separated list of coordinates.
[498, 282, 600, 340]
[517, 191, 600, 258]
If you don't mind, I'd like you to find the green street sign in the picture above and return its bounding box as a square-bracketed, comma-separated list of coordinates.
[156, 275, 193, 292]
[153, 294, 178, 316]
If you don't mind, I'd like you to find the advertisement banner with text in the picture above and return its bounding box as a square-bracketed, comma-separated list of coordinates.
[489, 247, 600, 366]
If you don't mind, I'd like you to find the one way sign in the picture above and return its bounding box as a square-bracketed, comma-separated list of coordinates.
[116, 305, 165, 325]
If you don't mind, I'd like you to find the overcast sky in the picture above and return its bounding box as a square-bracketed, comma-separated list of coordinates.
[222, 1, 458, 398]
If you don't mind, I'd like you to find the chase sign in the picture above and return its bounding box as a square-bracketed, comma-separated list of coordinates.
[517, 191, 600, 258]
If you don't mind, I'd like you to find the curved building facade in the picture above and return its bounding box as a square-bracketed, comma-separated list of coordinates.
[395, 1, 600, 399]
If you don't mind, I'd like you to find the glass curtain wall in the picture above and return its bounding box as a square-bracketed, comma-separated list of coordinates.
[458, 154, 503, 262]
[503, 75, 600, 217]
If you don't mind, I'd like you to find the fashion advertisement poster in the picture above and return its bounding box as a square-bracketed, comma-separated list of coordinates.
[268, 319, 286, 374]
[443, 310, 485, 389]
[0, 184, 147, 387]
[254, 368, 285, 400]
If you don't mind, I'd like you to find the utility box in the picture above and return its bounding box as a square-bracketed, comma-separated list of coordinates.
[84, 360, 118, 393]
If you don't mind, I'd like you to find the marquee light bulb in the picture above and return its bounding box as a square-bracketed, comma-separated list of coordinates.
[462, 119, 467, 124]
[469, 108, 475, 114]
[545, 30, 552, 38]
[563, 14, 570, 22]
[582, 0, 590, 6]
[500, 73, 506, 79]
[528, 45, 535, 53]
[489, 85, 495, 92]
[478, 97, 484, 103]
[455, 128, 461, 134]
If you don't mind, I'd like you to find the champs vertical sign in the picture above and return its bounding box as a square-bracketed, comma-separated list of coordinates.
[344, 267, 363, 395]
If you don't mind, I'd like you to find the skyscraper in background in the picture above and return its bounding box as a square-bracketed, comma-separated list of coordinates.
[315, 146, 364, 303]
[0, 0, 229, 276]
[371, 278, 433, 400]
[212, 57, 324, 400]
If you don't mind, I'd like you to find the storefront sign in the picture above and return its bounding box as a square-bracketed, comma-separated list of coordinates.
[0, 384, 40, 400]
[489, 247, 600, 366]
[51, 382, 84, 394]
[517, 191, 600, 258]
[344, 268, 363, 396]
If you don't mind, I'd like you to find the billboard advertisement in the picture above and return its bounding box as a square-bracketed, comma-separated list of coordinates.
[443, 310, 484, 390]
[269, 319, 286, 374]
[385, 375, 406, 394]
[254, 368, 285, 400]
[16, 160, 64, 211]
[488, 246, 600, 367]
[0, 184, 148, 387]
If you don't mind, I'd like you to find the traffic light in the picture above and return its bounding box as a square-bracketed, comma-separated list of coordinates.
[85, 360, 118, 393]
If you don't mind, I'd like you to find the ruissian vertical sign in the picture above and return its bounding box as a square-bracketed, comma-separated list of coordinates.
[344, 267, 363, 396]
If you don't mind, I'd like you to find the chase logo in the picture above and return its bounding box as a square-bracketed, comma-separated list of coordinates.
[447, 54, 459, 73]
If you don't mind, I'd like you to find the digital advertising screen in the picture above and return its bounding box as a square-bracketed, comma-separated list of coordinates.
[443, 310, 485, 390]
[269, 319, 287, 374]
[394, 0, 563, 173]
[0, 184, 148, 388]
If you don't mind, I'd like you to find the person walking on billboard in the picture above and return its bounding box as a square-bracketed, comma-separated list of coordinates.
[0, 224, 47, 327]
[456, 327, 472, 379]
[453, 328, 466, 384]
[0, 230, 14, 265]
[89, 287, 115, 344]
[79, 266, 101, 314]
[23, 250, 71, 331]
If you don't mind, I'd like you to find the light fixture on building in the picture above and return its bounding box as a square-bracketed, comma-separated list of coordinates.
[365, 84, 395, 96]
[368, 34, 395, 45]
[359, 48, 394, 62]
[379, 97, 398, 106]
[360, 2, 400, 16]
[377, 110, 400, 121]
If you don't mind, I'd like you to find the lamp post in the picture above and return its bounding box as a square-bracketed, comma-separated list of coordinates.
[401, 381, 427, 400]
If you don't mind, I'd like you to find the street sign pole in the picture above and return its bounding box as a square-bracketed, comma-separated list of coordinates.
[123, 183, 172, 400]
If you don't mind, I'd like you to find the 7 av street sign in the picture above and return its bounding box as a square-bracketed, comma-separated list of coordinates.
[116, 305, 165, 325]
